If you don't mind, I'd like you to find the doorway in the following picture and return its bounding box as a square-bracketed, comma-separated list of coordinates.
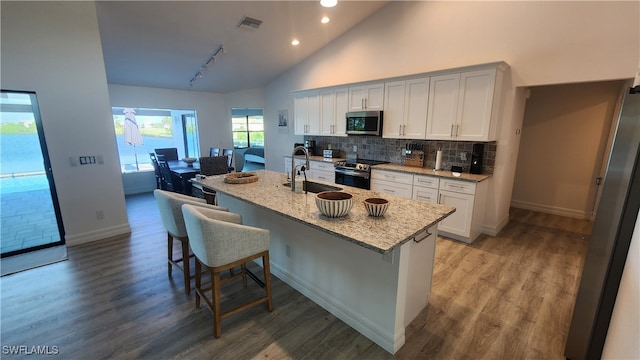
[0, 90, 65, 257]
[511, 80, 625, 220]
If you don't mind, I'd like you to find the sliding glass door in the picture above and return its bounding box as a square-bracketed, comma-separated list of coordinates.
[0, 91, 65, 257]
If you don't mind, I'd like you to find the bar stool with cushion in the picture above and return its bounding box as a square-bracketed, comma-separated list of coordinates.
[181, 204, 273, 338]
[154, 189, 228, 295]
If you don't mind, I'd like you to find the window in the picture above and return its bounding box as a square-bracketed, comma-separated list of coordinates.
[111, 107, 199, 172]
[232, 108, 263, 148]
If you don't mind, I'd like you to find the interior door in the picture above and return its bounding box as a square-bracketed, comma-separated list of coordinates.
[0, 90, 65, 257]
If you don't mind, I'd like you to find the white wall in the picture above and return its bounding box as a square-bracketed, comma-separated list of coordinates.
[1, 2, 130, 245]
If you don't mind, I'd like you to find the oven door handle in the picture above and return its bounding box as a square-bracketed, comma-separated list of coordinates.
[335, 169, 370, 179]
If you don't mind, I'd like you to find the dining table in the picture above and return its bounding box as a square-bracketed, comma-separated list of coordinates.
[168, 160, 200, 195]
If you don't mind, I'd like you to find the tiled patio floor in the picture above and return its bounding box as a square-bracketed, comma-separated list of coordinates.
[1, 175, 61, 254]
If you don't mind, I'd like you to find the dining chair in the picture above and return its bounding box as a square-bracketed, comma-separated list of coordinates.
[155, 147, 179, 161]
[156, 156, 175, 192]
[149, 152, 163, 189]
[154, 189, 229, 295]
[209, 147, 220, 157]
[199, 156, 229, 176]
[181, 204, 273, 337]
[191, 156, 229, 204]
[222, 149, 234, 172]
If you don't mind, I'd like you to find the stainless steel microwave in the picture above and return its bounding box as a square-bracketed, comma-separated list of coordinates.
[345, 110, 383, 136]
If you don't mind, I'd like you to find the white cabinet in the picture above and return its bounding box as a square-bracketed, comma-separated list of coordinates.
[348, 83, 384, 111]
[284, 156, 308, 178]
[426, 67, 502, 141]
[320, 87, 348, 136]
[382, 78, 429, 139]
[308, 160, 336, 183]
[437, 178, 487, 243]
[371, 169, 413, 199]
[412, 174, 439, 204]
[294, 91, 320, 135]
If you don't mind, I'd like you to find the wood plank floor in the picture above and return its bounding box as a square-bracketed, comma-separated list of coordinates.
[0, 193, 591, 359]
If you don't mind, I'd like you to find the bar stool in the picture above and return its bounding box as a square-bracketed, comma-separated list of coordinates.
[181, 204, 273, 337]
[153, 189, 228, 294]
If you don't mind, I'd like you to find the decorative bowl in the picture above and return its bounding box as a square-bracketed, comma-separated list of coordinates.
[315, 191, 353, 218]
[364, 197, 389, 217]
[182, 157, 197, 166]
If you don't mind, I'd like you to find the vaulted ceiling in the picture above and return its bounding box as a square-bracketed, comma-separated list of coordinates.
[96, 1, 389, 93]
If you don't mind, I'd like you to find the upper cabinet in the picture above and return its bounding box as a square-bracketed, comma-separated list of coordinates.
[426, 67, 503, 141]
[382, 77, 429, 139]
[293, 62, 507, 140]
[294, 91, 320, 135]
[320, 87, 348, 136]
[348, 83, 384, 111]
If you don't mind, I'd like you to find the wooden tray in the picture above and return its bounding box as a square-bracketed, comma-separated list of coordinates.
[224, 172, 259, 184]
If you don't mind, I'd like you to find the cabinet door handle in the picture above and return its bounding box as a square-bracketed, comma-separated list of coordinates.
[456, 124, 459, 137]
[413, 229, 432, 243]
[450, 124, 454, 137]
[361, 98, 364, 109]
[364, 98, 367, 109]
[399, 125, 402, 135]
[438, 193, 442, 204]
[403, 124, 406, 135]
[383, 188, 395, 193]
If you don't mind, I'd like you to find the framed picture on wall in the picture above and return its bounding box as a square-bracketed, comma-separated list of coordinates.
[278, 109, 288, 133]
[278, 109, 288, 127]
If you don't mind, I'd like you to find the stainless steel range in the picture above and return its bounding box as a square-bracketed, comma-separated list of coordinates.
[334, 159, 388, 190]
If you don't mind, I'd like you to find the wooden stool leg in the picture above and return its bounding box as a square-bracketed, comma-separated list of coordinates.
[212, 269, 222, 338]
[167, 233, 173, 277]
[181, 239, 190, 295]
[195, 259, 202, 308]
[264, 253, 273, 312]
[241, 263, 247, 288]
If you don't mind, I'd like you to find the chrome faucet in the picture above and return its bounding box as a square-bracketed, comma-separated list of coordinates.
[291, 145, 310, 191]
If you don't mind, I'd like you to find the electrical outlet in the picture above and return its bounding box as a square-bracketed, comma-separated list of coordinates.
[285, 244, 291, 258]
[460, 152, 467, 161]
[96, 210, 104, 220]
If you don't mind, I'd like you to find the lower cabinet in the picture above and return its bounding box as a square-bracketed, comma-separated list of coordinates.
[437, 178, 487, 243]
[412, 174, 440, 204]
[371, 169, 413, 199]
[309, 161, 336, 183]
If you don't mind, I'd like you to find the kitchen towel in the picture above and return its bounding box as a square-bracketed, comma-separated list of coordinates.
[435, 150, 443, 170]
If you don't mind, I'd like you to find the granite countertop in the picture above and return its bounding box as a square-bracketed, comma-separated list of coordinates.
[194, 170, 455, 254]
[372, 163, 492, 182]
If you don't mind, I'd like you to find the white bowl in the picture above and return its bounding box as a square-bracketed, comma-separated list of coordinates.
[364, 198, 389, 217]
[315, 191, 353, 218]
[182, 157, 197, 164]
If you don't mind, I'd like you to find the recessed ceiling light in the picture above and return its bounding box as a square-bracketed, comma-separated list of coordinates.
[321, 16, 330, 24]
[320, 0, 337, 8]
[291, 39, 300, 46]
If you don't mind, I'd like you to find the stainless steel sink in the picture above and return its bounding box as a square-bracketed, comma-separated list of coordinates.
[282, 181, 342, 193]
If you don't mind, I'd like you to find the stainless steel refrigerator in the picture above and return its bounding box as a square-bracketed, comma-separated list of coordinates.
[565, 85, 640, 359]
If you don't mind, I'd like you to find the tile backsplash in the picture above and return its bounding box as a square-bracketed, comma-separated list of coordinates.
[304, 136, 496, 175]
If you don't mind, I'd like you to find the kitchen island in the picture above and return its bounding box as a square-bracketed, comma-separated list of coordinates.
[193, 170, 454, 354]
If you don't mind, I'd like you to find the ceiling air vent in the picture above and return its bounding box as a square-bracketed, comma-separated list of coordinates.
[238, 16, 262, 31]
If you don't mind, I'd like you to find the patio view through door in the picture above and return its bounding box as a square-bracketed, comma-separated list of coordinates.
[0, 90, 65, 257]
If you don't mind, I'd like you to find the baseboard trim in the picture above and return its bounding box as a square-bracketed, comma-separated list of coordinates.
[483, 214, 509, 236]
[65, 223, 131, 247]
[510, 200, 589, 220]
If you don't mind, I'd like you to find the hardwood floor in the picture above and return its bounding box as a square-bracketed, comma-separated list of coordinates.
[0, 193, 590, 359]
